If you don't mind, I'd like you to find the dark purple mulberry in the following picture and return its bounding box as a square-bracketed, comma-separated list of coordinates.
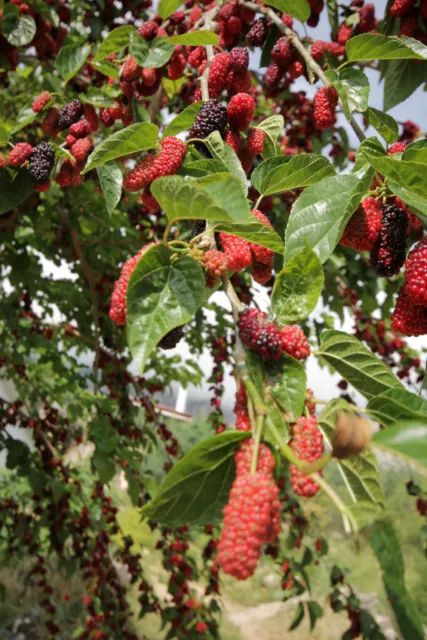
[189, 100, 228, 139]
[57, 99, 84, 131]
[158, 325, 185, 349]
[28, 142, 55, 185]
[370, 204, 409, 277]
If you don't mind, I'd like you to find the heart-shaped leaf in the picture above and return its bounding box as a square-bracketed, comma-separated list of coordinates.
[97, 163, 123, 216]
[257, 154, 335, 196]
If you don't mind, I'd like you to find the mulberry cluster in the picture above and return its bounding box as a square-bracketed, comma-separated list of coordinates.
[124, 137, 187, 193]
[202, 249, 229, 288]
[189, 100, 228, 140]
[289, 416, 324, 498]
[313, 86, 339, 131]
[404, 238, 427, 305]
[388, 141, 407, 155]
[28, 142, 55, 185]
[280, 326, 310, 360]
[57, 99, 83, 130]
[237, 308, 282, 361]
[216, 439, 280, 580]
[109, 244, 155, 326]
[370, 204, 409, 277]
[340, 197, 383, 252]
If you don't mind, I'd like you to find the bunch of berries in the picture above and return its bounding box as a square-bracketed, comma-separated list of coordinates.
[289, 416, 324, 498]
[216, 439, 281, 579]
[313, 86, 339, 131]
[124, 137, 187, 193]
[109, 244, 155, 325]
[340, 197, 383, 252]
[238, 308, 283, 360]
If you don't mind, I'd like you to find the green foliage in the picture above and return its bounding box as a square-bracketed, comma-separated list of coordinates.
[93, 25, 134, 62]
[162, 101, 203, 138]
[272, 246, 324, 324]
[55, 43, 92, 84]
[254, 154, 335, 196]
[0, 169, 34, 215]
[142, 431, 249, 526]
[346, 33, 427, 62]
[97, 163, 123, 216]
[264, 0, 310, 22]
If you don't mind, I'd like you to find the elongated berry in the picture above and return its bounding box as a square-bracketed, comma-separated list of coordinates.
[238, 308, 282, 360]
[109, 244, 155, 325]
[391, 286, 427, 336]
[340, 197, 382, 252]
[280, 326, 310, 360]
[404, 238, 427, 306]
[289, 416, 323, 498]
[370, 204, 409, 277]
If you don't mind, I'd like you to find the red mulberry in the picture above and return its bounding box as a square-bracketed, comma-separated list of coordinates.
[109, 244, 155, 325]
[246, 18, 268, 46]
[228, 93, 256, 132]
[280, 325, 310, 360]
[208, 53, 231, 97]
[340, 197, 383, 251]
[8, 142, 34, 166]
[218, 233, 252, 271]
[32, 91, 51, 113]
[390, 0, 414, 16]
[391, 286, 427, 336]
[224, 130, 242, 154]
[230, 47, 249, 73]
[124, 136, 187, 192]
[289, 416, 323, 498]
[404, 238, 427, 305]
[313, 86, 338, 131]
[388, 141, 406, 155]
[202, 249, 229, 287]
[71, 138, 92, 162]
[271, 36, 292, 67]
[246, 128, 265, 156]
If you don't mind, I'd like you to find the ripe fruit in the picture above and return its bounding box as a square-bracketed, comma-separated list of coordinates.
[228, 93, 256, 132]
[271, 36, 292, 67]
[235, 439, 277, 476]
[390, 0, 414, 16]
[189, 100, 228, 139]
[388, 141, 406, 155]
[249, 209, 274, 267]
[71, 138, 92, 162]
[57, 99, 83, 130]
[28, 142, 55, 184]
[230, 47, 249, 72]
[208, 52, 231, 97]
[109, 244, 155, 325]
[340, 197, 383, 252]
[246, 18, 268, 46]
[8, 142, 34, 166]
[246, 128, 265, 155]
[280, 326, 310, 360]
[124, 136, 187, 192]
[224, 130, 241, 154]
[32, 91, 51, 113]
[238, 308, 282, 360]
[370, 204, 409, 277]
[313, 86, 339, 130]
[404, 238, 427, 305]
[158, 326, 185, 349]
[391, 286, 427, 336]
[289, 416, 323, 498]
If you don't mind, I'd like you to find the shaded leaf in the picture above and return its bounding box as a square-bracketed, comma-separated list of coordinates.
[318, 331, 403, 400]
[272, 246, 324, 323]
[266, 355, 307, 421]
[364, 107, 398, 144]
[335, 68, 370, 118]
[83, 122, 158, 173]
[0, 169, 34, 215]
[131, 35, 175, 68]
[383, 59, 427, 111]
[97, 163, 123, 216]
[258, 154, 335, 196]
[55, 43, 91, 83]
[168, 31, 219, 45]
[93, 25, 134, 62]
[127, 245, 205, 372]
[289, 603, 305, 631]
[93, 451, 116, 484]
[151, 173, 250, 224]
[141, 431, 250, 525]
[284, 166, 374, 264]
[163, 101, 203, 138]
[81, 89, 116, 109]
[402, 139, 427, 163]
[373, 421, 427, 470]
[307, 601, 323, 631]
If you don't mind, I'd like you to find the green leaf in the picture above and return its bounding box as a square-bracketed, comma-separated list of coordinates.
[132, 99, 150, 123]
[335, 68, 370, 118]
[367, 388, 427, 428]
[272, 246, 324, 323]
[289, 603, 305, 631]
[318, 399, 385, 507]
[364, 107, 398, 144]
[82, 122, 158, 173]
[158, 0, 182, 20]
[93, 25, 134, 62]
[251, 156, 292, 193]
[127, 245, 205, 373]
[402, 139, 427, 163]
[141, 431, 250, 526]
[373, 421, 427, 470]
[97, 163, 123, 216]
[162, 101, 203, 138]
[255, 115, 284, 158]
[10, 104, 37, 134]
[162, 76, 186, 98]
[30, 0, 59, 28]
[346, 33, 427, 62]
[318, 331, 403, 400]
[55, 43, 91, 84]
[0, 169, 34, 215]
[307, 601, 323, 631]
[92, 59, 120, 80]
[168, 31, 219, 45]
[80, 89, 116, 109]
[383, 60, 427, 111]
[258, 154, 335, 196]
[92, 451, 116, 484]
[364, 520, 425, 640]
[266, 355, 307, 421]
[284, 166, 374, 264]
[150, 174, 250, 224]
[326, 0, 339, 39]
[1, 3, 36, 46]
[183, 159, 226, 177]
[6, 438, 30, 470]
[213, 220, 284, 255]
[131, 35, 175, 69]
[264, 0, 310, 22]
[203, 131, 248, 193]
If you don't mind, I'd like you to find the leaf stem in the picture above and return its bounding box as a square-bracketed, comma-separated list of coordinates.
[163, 220, 173, 244]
